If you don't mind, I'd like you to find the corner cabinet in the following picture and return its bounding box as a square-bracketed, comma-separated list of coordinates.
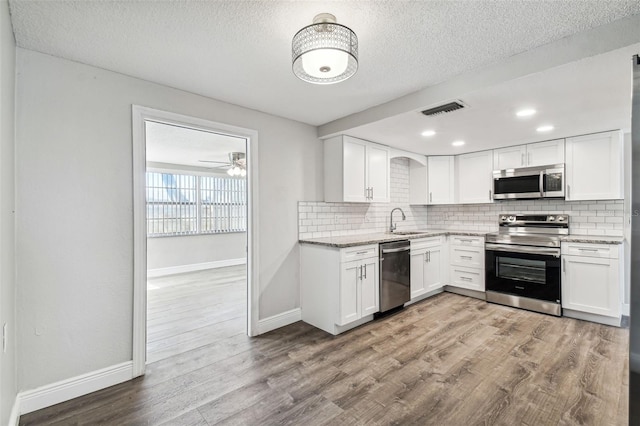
[410, 236, 448, 300]
[324, 135, 390, 203]
[456, 150, 493, 204]
[561, 242, 623, 326]
[301, 243, 379, 335]
[565, 130, 623, 200]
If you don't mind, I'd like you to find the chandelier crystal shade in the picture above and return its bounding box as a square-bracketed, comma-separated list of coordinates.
[292, 13, 358, 84]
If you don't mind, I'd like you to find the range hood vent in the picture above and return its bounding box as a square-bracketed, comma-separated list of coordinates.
[421, 101, 466, 117]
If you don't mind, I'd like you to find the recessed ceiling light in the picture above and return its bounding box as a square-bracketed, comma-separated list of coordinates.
[452, 140, 465, 147]
[516, 108, 536, 117]
[536, 125, 554, 132]
[421, 130, 436, 137]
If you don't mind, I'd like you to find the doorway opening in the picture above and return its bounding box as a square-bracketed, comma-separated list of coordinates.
[132, 106, 258, 376]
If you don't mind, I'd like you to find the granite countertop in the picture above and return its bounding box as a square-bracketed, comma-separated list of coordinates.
[299, 230, 625, 248]
[299, 229, 488, 248]
[561, 235, 624, 244]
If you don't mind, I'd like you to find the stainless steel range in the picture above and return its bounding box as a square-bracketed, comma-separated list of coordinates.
[485, 214, 569, 316]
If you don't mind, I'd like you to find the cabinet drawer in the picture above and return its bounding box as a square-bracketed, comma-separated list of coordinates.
[450, 245, 484, 268]
[411, 236, 442, 250]
[450, 235, 484, 247]
[450, 266, 485, 292]
[341, 244, 378, 262]
[561, 243, 619, 259]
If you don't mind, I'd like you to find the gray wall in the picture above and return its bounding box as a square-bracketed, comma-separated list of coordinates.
[15, 48, 322, 391]
[147, 233, 246, 271]
[0, 0, 16, 423]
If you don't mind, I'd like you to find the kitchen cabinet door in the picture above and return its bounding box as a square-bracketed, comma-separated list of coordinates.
[367, 143, 390, 202]
[562, 255, 620, 318]
[342, 137, 368, 202]
[526, 139, 564, 167]
[565, 130, 623, 200]
[493, 145, 526, 170]
[338, 260, 360, 325]
[427, 156, 455, 204]
[410, 249, 427, 299]
[424, 246, 445, 292]
[456, 150, 494, 204]
[360, 257, 379, 316]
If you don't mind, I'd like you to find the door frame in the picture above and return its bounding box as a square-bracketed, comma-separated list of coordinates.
[131, 105, 259, 377]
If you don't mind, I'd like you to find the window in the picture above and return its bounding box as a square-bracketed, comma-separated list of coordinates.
[146, 171, 246, 237]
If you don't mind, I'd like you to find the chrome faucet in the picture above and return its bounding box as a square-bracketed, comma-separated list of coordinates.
[389, 207, 406, 233]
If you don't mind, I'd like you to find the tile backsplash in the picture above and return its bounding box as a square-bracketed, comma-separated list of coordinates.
[299, 157, 626, 239]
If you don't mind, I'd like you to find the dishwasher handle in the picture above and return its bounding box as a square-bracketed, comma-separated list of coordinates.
[381, 246, 411, 254]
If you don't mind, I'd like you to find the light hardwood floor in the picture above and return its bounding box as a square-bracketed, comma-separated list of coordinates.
[146, 266, 247, 363]
[20, 292, 628, 425]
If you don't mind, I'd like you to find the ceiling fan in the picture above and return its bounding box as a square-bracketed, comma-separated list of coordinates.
[199, 152, 246, 177]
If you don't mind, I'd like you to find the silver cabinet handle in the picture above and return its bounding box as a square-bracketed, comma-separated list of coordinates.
[578, 248, 599, 252]
[428, 251, 431, 262]
[358, 265, 363, 280]
[461, 255, 472, 260]
[424, 253, 428, 263]
[371, 187, 374, 199]
[363, 264, 367, 279]
[460, 276, 473, 282]
[562, 259, 566, 273]
[567, 185, 571, 199]
[489, 190, 492, 200]
[429, 192, 433, 203]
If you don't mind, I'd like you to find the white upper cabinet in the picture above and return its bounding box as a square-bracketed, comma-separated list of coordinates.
[527, 139, 565, 167]
[427, 156, 455, 204]
[456, 150, 493, 204]
[493, 139, 564, 170]
[324, 135, 390, 203]
[565, 130, 623, 200]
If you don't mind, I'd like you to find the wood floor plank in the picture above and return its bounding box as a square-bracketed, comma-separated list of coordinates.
[19, 291, 629, 426]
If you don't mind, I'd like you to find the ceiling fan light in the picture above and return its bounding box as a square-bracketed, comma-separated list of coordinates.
[227, 168, 235, 176]
[292, 13, 358, 84]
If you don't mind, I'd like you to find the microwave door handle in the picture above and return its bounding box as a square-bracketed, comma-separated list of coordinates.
[539, 171, 545, 197]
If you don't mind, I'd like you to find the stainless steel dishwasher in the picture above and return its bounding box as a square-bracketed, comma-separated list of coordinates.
[378, 240, 411, 315]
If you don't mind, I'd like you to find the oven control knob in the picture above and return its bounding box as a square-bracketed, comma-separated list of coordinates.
[509, 215, 515, 221]
[549, 216, 555, 221]
[501, 216, 507, 221]
[557, 216, 565, 221]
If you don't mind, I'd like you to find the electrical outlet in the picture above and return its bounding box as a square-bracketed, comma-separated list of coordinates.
[2, 323, 7, 353]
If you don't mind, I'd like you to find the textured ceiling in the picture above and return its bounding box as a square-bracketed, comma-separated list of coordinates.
[8, 0, 640, 126]
[145, 121, 245, 169]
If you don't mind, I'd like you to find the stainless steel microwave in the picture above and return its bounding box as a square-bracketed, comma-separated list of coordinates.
[492, 164, 565, 200]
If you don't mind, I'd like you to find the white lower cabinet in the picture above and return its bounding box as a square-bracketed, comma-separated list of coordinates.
[410, 236, 448, 300]
[301, 243, 379, 335]
[448, 236, 485, 293]
[561, 242, 622, 326]
[339, 257, 378, 325]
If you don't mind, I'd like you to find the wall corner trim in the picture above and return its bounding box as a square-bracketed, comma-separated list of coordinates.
[9, 395, 20, 426]
[17, 361, 133, 416]
[256, 308, 302, 335]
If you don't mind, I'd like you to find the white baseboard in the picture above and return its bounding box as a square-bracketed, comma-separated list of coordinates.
[256, 308, 301, 335]
[18, 361, 133, 416]
[623, 303, 630, 316]
[631, 352, 640, 373]
[9, 395, 19, 426]
[147, 258, 246, 278]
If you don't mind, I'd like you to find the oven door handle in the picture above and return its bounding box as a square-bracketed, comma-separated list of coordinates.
[485, 243, 560, 257]
[539, 171, 545, 197]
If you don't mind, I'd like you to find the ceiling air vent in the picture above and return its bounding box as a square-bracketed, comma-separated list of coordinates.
[421, 101, 466, 117]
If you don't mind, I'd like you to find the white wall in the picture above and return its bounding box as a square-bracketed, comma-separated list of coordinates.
[147, 233, 246, 271]
[15, 48, 322, 391]
[0, 0, 16, 423]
